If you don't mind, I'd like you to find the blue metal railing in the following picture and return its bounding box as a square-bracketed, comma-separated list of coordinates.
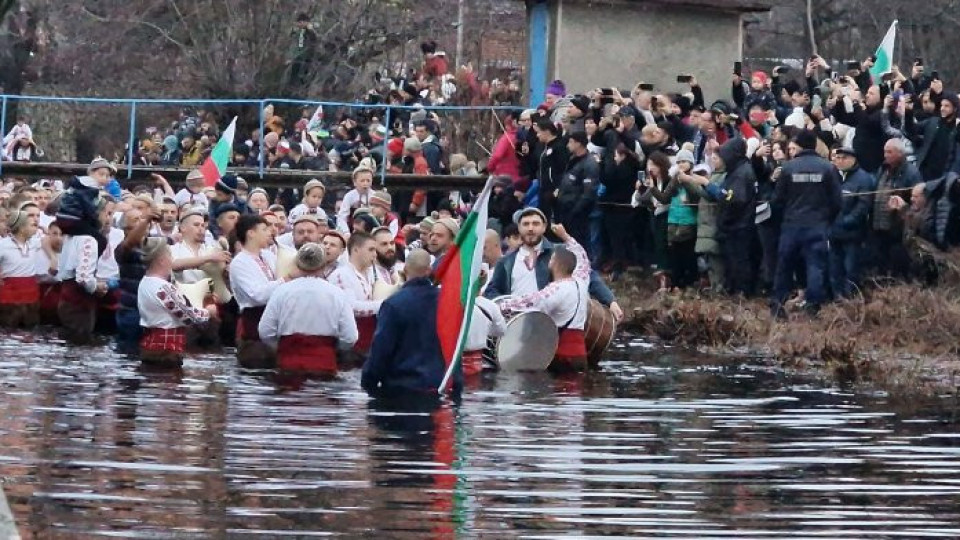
[0, 94, 519, 182]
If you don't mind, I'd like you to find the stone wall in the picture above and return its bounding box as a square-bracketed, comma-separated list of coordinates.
[549, 0, 742, 105]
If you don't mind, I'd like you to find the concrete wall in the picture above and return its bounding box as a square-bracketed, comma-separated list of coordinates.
[549, 0, 743, 105]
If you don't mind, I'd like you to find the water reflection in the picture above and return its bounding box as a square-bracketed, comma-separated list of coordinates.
[0, 332, 958, 538]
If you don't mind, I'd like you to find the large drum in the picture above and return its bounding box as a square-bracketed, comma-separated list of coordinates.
[495, 311, 558, 372]
[584, 299, 616, 368]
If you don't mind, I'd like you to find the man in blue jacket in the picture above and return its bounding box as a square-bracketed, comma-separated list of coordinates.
[829, 147, 875, 298]
[362, 249, 460, 397]
[771, 129, 842, 317]
[483, 207, 623, 322]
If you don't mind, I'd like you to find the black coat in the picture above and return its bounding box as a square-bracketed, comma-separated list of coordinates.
[832, 102, 888, 173]
[773, 149, 843, 229]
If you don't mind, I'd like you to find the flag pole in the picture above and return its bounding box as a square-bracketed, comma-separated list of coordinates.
[437, 177, 496, 394]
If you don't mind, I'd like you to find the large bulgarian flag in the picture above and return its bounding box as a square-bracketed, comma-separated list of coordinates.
[869, 20, 898, 81]
[436, 176, 496, 393]
[199, 116, 238, 187]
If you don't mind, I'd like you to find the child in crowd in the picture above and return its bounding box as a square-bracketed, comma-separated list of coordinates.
[54, 157, 115, 255]
[336, 166, 374, 233]
[174, 169, 209, 209]
[288, 179, 329, 225]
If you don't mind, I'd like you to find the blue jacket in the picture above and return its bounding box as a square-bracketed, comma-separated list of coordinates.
[830, 166, 875, 242]
[362, 278, 461, 396]
[56, 176, 101, 225]
[483, 239, 615, 304]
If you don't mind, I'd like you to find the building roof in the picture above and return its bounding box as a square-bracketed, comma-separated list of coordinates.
[566, 0, 773, 13]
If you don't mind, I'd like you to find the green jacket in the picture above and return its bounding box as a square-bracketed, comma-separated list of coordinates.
[686, 171, 726, 255]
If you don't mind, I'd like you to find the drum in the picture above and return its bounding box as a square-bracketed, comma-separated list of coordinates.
[495, 311, 558, 372]
[584, 299, 616, 368]
[200, 260, 232, 304]
[372, 279, 400, 300]
[275, 247, 297, 279]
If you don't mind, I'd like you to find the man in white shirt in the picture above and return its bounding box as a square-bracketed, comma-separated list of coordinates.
[277, 213, 327, 250]
[57, 197, 113, 344]
[259, 243, 358, 376]
[229, 214, 288, 367]
[496, 224, 591, 372]
[137, 238, 216, 367]
[329, 231, 381, 357]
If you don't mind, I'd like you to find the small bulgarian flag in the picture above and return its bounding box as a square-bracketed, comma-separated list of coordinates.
[436, 176, 496, 393]
[869, 20, 898, 81]
[199, 116, 238, 187]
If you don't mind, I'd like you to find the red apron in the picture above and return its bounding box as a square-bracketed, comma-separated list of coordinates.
[277, 334, 338, 373]
[354, 316, 377, 354]
[60, 279, 98, 310]
[98, 288, 122, 312]
[140, 327, 187, 354]
[0, 276, 40, 305]
[39, 282, 61, 323]
[553, 328, 588, 371]
[461, 350, 484, 377]
[237, 306, 266, 342]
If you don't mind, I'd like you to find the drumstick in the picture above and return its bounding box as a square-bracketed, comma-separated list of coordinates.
[474, 140, 492, 156]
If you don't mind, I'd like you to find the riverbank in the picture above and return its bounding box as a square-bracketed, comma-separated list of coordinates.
[613, 271, 960, 396]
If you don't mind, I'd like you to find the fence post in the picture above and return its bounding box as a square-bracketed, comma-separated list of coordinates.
[126, 101, 137, 179]
[258, 100, 267, 179]
[381, 105, 391, 188]
[0, 96, 7, 178]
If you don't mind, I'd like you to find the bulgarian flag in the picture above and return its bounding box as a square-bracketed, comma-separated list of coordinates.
[869, 20, 898, 81]
[436, 176, 496, 393]
[199, 116, 238, 187]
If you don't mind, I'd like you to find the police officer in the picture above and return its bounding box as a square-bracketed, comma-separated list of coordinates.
[771, 129, 842, 317]
[556, 131, 599, 253]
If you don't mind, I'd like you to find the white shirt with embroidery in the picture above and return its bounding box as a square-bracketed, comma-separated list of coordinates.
[57, 235, 99, 294]
[329, 262, 382, 317]
[498, 239, 590, 330]
[137, 276, 210, 329]
[229, 250, 282, 311]
[465, 296, 507, 351]
[95, 227, 125, 281]
[336, 188, 370, 233]
[171, 240, 214, 284]
[258, 276, 359, 348]
[174, 188, 209, 209]
[0, 235, 41, 278]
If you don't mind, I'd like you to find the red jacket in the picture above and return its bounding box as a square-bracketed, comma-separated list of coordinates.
[487, 128, 521, 183]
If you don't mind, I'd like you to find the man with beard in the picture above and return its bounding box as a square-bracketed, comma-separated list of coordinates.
[428, 217, 458, 266]
[832, 84, 887, 174]
[278, 213, 327, 250]
[908, 92, 960, 181]
[372, 227, 403, 287]
[483, 207, 623, 322]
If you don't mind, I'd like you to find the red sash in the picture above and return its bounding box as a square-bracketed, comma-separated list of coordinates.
[554, 328, 588, 370]
[140, 327, 187, 353]
[0, 276, 40, 305]
[354, 316, 377, 354]
[237, 306, 266, 342]
[60, 279, 98, 310]
[277, 334, 338, 373]
[98, 288, 122, 312]
[462, 350, 484, 377]
[39, 282, 61, 320]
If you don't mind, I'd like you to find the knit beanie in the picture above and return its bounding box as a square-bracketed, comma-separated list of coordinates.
[546, 80, 566, 97]
[216, 174, 238, 195]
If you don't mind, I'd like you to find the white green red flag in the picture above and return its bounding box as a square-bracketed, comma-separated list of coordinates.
[307, 104, 324, 132]
[199, 116, 237, 187]
[869, 20, 898, 81]
[436, 176, 496, 392]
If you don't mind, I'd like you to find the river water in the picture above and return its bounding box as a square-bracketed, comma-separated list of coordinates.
[1, 330, 959, 539]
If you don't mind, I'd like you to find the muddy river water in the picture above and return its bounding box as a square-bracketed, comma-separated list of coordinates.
[1, 330, 959, 538]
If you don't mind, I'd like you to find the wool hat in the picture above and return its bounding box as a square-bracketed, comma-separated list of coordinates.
[296, 242, 327, 272]
[88, 157, 117, 175]
[751, 71, 769, 84]
[353, 212, 381, 231]
[387, 137, 404, 157]
[675, 148, 695, 164]
[403, 137, 422, 153]
[515, 206, 547, 224]
[942, 93, 960, 116]
[571, 95, 591, 115]
[235, 177, 249, 191]
[292, 214, 322, 227]
[546, 80, 566, 97]
[186, 169, 205, 182]
[835, 146, 857, 158]
[434, 217, 460, 237]
[213, 203, 240, 220]
[370, 191, 392, 209]
[410, 108, 428, 124]
[358, 156, 377, 172]
[179, 206, 207, 223]
[216, 174, 238, 194]
[303, 179, 326, 195]
[352, 206, 372, 219]
[6, 209, 28, 231]
[419, 215, 436, 232]
[141, 237, 170, 264]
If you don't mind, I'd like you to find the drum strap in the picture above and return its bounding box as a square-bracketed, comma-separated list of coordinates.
[561, 282, 581, 330]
